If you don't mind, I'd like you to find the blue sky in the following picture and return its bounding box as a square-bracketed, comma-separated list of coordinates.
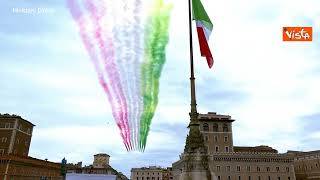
[1, 0, 320, 177]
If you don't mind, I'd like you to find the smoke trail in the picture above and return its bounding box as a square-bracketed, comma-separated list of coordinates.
[139, 0, 173, 150]
[83, 0, 132, 148]
[131, 0, 144, 150]
[121, 0, 136, 150]
[108, 0, 136, 150]
[67, 0, 130, 149]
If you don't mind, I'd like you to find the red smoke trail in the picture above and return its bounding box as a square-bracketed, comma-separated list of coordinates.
[84, 0, 132, 149]
[67, 0, 129, 150]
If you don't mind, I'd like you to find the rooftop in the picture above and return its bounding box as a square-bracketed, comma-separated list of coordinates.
[0, 113, 35, 126]
[94, 153, 110, 157]
[234, 145, 278, 153]
[198, 112, 235, 122]
[131, 166, 164, 171]
[287, 150, 320, 156]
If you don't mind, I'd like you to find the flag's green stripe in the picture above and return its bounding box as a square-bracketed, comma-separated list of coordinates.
[139, 0, 172, 150]
[192, 0, 213, 31]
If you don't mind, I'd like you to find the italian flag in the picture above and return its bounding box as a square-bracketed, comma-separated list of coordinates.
[192, 0, 213, 68]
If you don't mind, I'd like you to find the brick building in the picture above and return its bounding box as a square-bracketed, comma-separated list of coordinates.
[131, 166, 173, 180]
[172, 112, 296, 180]
[0, 113, 34, 156]
[0, 113, 63, 180]
[0, 155, 62, 180]
[288, 150, 320, 180]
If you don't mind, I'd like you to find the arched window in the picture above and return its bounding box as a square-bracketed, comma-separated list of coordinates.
[213, 123, 218, 132]
[223, 124, 228, 132]
[203, 123, 209, 131]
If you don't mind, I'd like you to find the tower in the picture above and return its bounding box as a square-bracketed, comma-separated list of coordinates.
[93, 153, 110, 168]
[0, 113, 34, 156]
[198, 112, 234, 153]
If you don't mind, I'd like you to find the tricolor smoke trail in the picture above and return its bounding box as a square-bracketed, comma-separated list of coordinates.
[67, 0, 172, 151]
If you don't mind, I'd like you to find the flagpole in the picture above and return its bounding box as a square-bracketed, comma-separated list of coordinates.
[188, 0, 198, 124]
[184, 0, 207, 155]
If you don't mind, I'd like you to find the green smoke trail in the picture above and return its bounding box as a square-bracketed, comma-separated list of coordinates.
[139, 0, 172, 150]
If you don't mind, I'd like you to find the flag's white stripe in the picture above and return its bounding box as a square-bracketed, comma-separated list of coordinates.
[196, 20, 212, 41]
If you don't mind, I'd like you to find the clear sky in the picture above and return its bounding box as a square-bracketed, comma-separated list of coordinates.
[0, 0, 319, 177]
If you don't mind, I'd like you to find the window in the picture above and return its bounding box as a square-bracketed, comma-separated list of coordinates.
[268, 176, 271, 180]
[205, 136, 208, 141]
[1, 137, 7, 143]
[214, 136, 218, 142]
[238, 176, 241, 180]
[226, 166, 231, 171]
[276, 167, 280, 172]
[258, 176, 261, 180]
[228, 176, 231, 180]
[225, 146, 229, 152]
[213, 123, 218, 132]
[215, 146, 219, 152]
[137, 172, 139, 175]
[216, 166, 221, 171]
[203, 123, 209, 131]
[223, 124, 228, 132]
[0, 149, 4, 155]
[288, 177, 290, 180]
[237, 166, 241, 171]
[247, 166, 251, 171]
[278, 177, 280, 180]
[5, 123, 10, 128]
[137, 178, 138, 180]
[224, 136, 228, 142]
[218, 176, 221, 180]
[257, 167, 260, 172]
[248, 176, 251, 180]
[286, 167, 290, 172]
[266, 167, 270, 172]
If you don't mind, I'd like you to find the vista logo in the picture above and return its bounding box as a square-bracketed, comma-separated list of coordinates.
[283, 27, 312, 41]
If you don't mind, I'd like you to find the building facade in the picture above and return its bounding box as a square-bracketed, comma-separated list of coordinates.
[162, 167, 174, 180]
[0, 113, 34, 156]
[131, 166, 173, 180]
[0, 155, 63, 180]
[288, 151, 320, 180]
[172, 112, 297, 180]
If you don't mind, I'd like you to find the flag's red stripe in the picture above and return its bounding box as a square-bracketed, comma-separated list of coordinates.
[196, 26, 213, 68]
